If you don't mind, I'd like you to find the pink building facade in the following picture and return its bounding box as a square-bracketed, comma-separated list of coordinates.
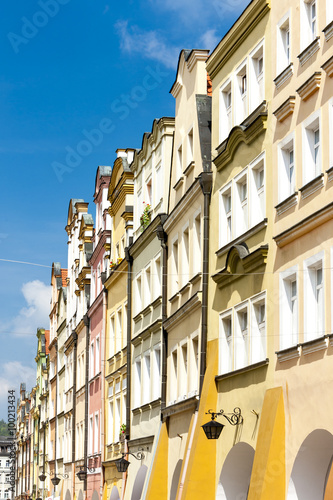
[87, 166, 112, 500]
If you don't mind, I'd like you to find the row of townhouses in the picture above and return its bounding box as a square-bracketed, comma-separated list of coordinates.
[15, 0, 333, 498]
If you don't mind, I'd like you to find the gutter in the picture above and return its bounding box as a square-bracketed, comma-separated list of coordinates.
[72, 331, 78, 500]
[124, 246, 133, 440]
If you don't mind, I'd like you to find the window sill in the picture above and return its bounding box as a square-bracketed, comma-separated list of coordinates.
[216, 219, 267, 257]
[326, 166, 333, 182]
[274, 64, 293, 89]
[215, 358, 269, 382]
[133, 312, 143, 324]
[296, 72, 321, 101]
[297, 37, 320, 67]
[183, 161, 195, 177]
[323, 20, 333, 42]
[322, 55, 333, 78]
[179, 282, 191, 295]
[151, 295, 162, 309]
[189, 272, 202, 285]
[299, 173, 324, 199]
[169, 292, 179, 304]
[301, 335, 328, 355]
[131, 398, 161, 415]
[173, 176, 184, 191]
[275, 192, 298, 216]
[142, 304, 152, 317]
[273, 96, 296, 122]
[276, 345, 300, 362]
[162, 395, 198, 418]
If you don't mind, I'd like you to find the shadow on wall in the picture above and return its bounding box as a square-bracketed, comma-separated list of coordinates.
[216, 442, 254, 500]
[131, 465, 148, 500]
[109, 485, 120, 500]
[170, 459, 183, 500]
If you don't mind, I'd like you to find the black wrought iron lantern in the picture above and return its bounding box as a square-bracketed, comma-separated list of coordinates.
[76, 470, 87, 482]
[115, 457, 130, 473]
[51, 477, 60, 487]
[38, 474, 46, 482]
[202, 408, 243, 440]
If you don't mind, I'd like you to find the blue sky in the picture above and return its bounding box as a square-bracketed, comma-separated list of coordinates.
[0, 0, 250, 420]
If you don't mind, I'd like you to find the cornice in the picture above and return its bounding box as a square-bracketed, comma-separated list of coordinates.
[108, 183, 134, 217]
[206, 0, 270, 79]
[274, 202, 333, 247]
[296, 72, 321, 101]
[273, 96, 296, 122]
[214, 102, 267, 171]
[321, 55, 333, 78]
[89, 230, 111, 266]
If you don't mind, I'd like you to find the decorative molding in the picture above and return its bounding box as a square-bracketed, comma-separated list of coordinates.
[162, 395, 198, 418]
[326, 166, 333, 182]
[164, 292, 202, 332]
[183, 161, 195, 176]
[213, 245, 268, 287]
[215, 358, 269, 381]
[216, 219, 267, 257]
[189, 272, 202, 285]
[275, 192, 298, 215]
[274, 64, 293, 89]
[323, 20, 333, 42]
[328, 334, 333, 347]
[296, 72, 321, 101]
[169, 292, 179, 305]
[301, 336, 328, 355]
[297, 37, 320, 66]
[321, 55, 333, 78]
[299, 173, 324, 199]
[273, 96, 296, 122]
[173, 176, 184, 191]
[276, 345, 300, 362]
[179, 282, 191, 295]
[206, 0, 270, 79]
[214, 102, 267, 171]
[274, 202, 333, 247]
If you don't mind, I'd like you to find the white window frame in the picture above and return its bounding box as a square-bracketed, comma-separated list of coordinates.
[304, 252, 325, 342]
[181, 222, 190, 287]
[109, 313, 115, 358]
[192, 209, 202, 276]
[235, 60, 247, 124]
[171, 236, 179, 296]
[143, 264, 152, 308]
[327, 0, 333, 24]
[234, 302, 249, 370]
[250, 292, 267, 364]
[153, 252, 162, 300]
[280, 266, 299, 350]
[278, 133, 295, 202]
[169, 348, 178, 404]
[276, 12, 291, 75]
[177, 143, 183, 177]
[152, 343, 161, 401]
[219, 79, 232, 143]
[135, 272, 142, 315]
[219, 310, 233, 375]
[187, 126, 194, 166]
[234, 168, 248, 237]
[249, 152, 265, 227]
[142, 350, 151, 405]
[302, 111, 321, 186]
[219, 182, 233, 247]
[134, 356, 142, 408]
[300, 0, 318, 50]
[154, 161, 162, 208]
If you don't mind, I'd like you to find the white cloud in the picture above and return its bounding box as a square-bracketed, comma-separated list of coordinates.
[1, 280, 51, 337]
[198, 29, 220, 51]
[115, 20, 179, 69]
[0, 361, 36, 418]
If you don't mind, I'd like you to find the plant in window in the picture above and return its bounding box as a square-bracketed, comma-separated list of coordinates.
[119, 423, 126, 441]
[140, 203, 151, 231]
[110, 260, 116, 270]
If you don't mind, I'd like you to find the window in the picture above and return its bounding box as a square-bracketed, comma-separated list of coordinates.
[220, 80, 232, 142]
[303, 113, 321, 185]
[304, 253, 324, 341]
[179, 343, 188, 398]
[152, 344, 161, 400]
[89, 416, 93, 455]
[193, 211, 201, 275]
[115, 398, 120, 441]
[144, 265, 152, 308]
[301, 0, 317, 49]
[219, 293, 266, 375]
[94, 414, 99, 453]
[134, 358, 141, 408]
[177, 145, 183, 176]
[135, 274, 142, 314]
[187, 128, 194, 166]
[136, 187, 143, 230]
[90, 342, 94, 379]
[280, 267, 298, 349]
[277, 14, 291, 74]
[236, 63, 247, 123]
[219, 154, 265, 247]
[189, 336, 199, 395]
[145, 176, 152, 207]
[171, 238, 179, 295]
[116, 308, 122, 353]
[123, 303, 127, 348]
[170, 350, 178, 404]
[327, 0, 333, 24]
[109, 314, 115, 358]
[278, 135, 295, 202]
[155, 162, 162, 207]
[182, 225, 190, 286]
[142, 351, 151, 404]
[95, 336, 100, 374]
[153, 254, 162, 300]
[108, 401, 113, 444]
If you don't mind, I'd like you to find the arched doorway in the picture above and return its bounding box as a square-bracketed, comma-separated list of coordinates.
[216, 442, 255, 500]
[131, 465, 148, 500]
[287, 429, 333, 499]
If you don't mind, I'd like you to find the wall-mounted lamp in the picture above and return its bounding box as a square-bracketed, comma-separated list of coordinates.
[76, 467, 95, 482]
[51, 473, 69, 486]
[202, 408, 243, 440]
[115, 450, 145, 473]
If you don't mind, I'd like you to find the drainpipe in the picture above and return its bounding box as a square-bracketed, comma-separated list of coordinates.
[72, 332, 78, 500]
[100, 288, 108, 499]
[156, 214, 168, 412]
[83, 314, 90, 497]
[124, 246, 133, 440]
[198, 172, 212, 396]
